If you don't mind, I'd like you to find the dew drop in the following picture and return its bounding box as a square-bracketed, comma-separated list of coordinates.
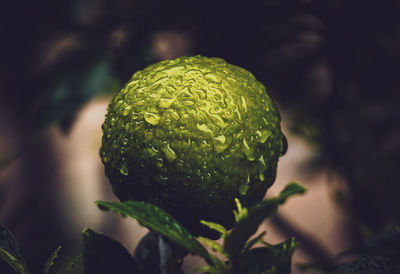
[162, 144, 177, 162]
[144, 112, 161, 125]
[134, 100, 145, 107]
[120, 163, 129, 176]
[238, 183, 249, 195]
[159, 98, 175, 108]
[213, 138, 230, 153]
[243, 138, 250, 150]
[173, 223, 183, 235]
[166, 85, 176, 93]
[259, 154, 266, 165]
[131, 112, 140, 120]
[122, 106, 131, 116]
[196, 123, 213, 134]
[156, 158, 164, 168]
[242, 138, 256, 161]
[259, 170, 265, 181]
[194, 88, 207, 99]
[205, 73, 222, 83]
[171, 112, 181, 120]
[258, 129, 271, 144]
[241, 96, 247, 112]
[101, 155, 109, 163]
[213, 135, 226, 144]
[182, 100, 194, 107]
[159, 175, 168, 183]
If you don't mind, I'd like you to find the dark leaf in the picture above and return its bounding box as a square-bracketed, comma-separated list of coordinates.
[43, 245, 62, 274]
[82, 228, 141, 274]
[58, 253, 82, 274]
[239, 238, 298, 274]
[0, 225, 28, 274]
[330, 256, 394, 274]
[267, 237, 299, 273]
[133, 232, 187, 274]
[242, 231, 266, 253]
[277, 183, 307, 203]
[96, 200, 219, 266]
[362, 227, 400, 263]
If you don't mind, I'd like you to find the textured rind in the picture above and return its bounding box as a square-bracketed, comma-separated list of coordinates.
[100, 56, 286, 237]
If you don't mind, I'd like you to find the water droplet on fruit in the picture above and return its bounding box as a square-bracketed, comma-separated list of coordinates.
[258, 129, 271, 143]
[196, 123, 212, 134]
[156, 157, 164, 168]
[182, 100, 194, 107]
[144, 112, 160, 125]
[162, 144, 177, 162]
[166, 85, 176, 93]
[101, 155, 109, 163]
[120, 163, 129, 176]
[238, 183, 249, 195]
[131, 112, 140, 120]
[259, 170, 265, 181]
[122, 106, 131, 116]
[159, 175, 168, 183]
[171, 112, 180, 120]
[241, 96, 247, 112]
[159, 98, 175, 108]
[259, 154, 266, 165]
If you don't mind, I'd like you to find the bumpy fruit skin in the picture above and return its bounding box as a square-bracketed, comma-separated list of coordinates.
[100, 56, 286, 237]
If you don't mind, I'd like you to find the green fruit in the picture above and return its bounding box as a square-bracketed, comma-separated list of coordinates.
[100, 56, 286, 237]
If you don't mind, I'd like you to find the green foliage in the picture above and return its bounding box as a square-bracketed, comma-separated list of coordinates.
[82, 228, 140, 274]
[95, 200, 218, 266]
[200, 221, 228, 240]
[198, 183, 305, 274]
[0, 225, 29, 274]
[224, 183, 306, 258]
[97, 182, 306, 273]
[0, 182, 306, 273]
[232, 198, 249, 223]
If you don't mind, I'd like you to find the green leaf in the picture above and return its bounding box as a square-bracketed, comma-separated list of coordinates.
[43, 245, 62, 274]
[82, 228, 141, 274]
[224, 183, 305, 258]
[243, 231, 266, 252]
[200, 221, 228, 239]
[233, 198, 248, 223]
[96, 200, 217, 266]
[197, 237, 227, 257]
[277, 182, 307, 203]
[0, 224, 29, 274]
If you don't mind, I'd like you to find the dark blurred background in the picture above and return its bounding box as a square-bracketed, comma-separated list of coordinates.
[0, 0, 399, 273]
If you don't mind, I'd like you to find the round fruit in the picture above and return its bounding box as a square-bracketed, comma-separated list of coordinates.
[100, 56, 286, 237]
